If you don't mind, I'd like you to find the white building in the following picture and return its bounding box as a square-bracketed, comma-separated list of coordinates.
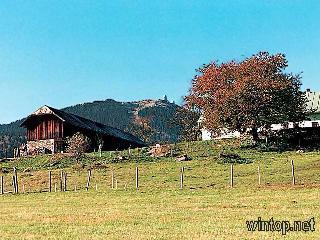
[271, 120, 320, 131]
[199, 89, 320, 140]
[306, 89, 320, 112]
[197, 116, 241, 140]
[271, 89, 320, 131]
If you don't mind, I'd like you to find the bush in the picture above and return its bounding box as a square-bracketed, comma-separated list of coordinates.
[254, 142, 287, 152]
[218, 151, 252, 164]
[66, 133, 91, 161]
[240, 138, 256, 149]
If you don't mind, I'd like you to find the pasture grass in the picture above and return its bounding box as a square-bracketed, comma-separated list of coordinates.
[0, 140, 320, 239]
[0, 188, 319, 239]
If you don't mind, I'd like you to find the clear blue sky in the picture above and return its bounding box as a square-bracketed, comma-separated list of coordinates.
[0, 0, 319, 124]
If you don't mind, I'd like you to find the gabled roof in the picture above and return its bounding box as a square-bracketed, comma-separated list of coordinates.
[21, 105, 145, 146]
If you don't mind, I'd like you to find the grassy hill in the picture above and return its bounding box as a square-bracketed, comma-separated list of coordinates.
[0, 140, 319, 239]
[0, 98, 186, 158]
[1, 139, 320, 189]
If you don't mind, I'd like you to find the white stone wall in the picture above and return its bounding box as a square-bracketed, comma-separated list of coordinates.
[214, 129, 241, 139]
[27, 139, 55, 154]
[200, 128, 241, 140]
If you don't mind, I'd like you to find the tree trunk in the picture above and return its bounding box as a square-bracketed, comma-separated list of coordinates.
[251, 127, 259, 142]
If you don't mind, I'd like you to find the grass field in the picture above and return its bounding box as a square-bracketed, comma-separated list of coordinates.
[0, 140, 319, 239]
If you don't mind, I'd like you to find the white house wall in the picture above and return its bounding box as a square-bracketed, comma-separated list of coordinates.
[201, 128, 213, 141]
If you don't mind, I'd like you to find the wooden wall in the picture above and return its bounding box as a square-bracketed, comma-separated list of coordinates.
[27, 117, 64, 141]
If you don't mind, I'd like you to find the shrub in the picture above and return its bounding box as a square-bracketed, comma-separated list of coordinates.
[240, 138, 256, 149]
[66, 132, 91, 161]
[218, 151, 252, 164]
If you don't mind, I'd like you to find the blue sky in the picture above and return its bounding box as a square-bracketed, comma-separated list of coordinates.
[0, 0, 319, 124]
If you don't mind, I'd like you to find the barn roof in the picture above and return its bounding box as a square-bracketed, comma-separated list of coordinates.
[21, 105, 145, 147]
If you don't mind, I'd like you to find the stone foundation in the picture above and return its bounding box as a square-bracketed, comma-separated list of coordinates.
[27, 139, 55, 155]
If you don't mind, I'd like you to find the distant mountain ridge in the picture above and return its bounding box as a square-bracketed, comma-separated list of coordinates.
[0, 98, 182, 158]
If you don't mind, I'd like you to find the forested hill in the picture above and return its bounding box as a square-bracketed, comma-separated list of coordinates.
[0, 98, 184, 158]
[62, 98, 181, 143]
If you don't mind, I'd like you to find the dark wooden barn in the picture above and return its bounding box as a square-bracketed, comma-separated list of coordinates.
[20, 105, 145, 154]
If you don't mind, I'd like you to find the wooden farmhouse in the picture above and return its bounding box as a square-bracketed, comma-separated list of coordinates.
[20, 106, 145, 155]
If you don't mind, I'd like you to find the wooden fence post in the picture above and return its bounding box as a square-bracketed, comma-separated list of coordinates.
[138, 148, 141, 161]
[0, 176, 3, 195]
[258, 165, 261, 185]
[111, 170, 114, 189]
[13, 167, 18, 194]
[136, 166, 139, 190]
[64, 172, 67, 192]
[99, 144, 102, 158]
[291, 160, 295, 185]
[86, 169, 92, 191]
[12, 175, 16, 194]
[230, 164, 234, 188]
[60, 171, 64, 191]
[48, 171, 52, 192]
[180, 167, 184, 190]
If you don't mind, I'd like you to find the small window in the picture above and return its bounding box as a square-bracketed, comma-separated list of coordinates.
[312, 122, 319, 128]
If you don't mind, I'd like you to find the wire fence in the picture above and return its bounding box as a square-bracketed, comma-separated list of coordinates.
[1, 158, 320, 195]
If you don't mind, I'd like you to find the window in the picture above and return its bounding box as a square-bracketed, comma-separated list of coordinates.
[312, 122, 319, 128]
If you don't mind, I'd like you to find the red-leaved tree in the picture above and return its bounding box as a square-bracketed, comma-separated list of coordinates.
[185, 52, 307, 141]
